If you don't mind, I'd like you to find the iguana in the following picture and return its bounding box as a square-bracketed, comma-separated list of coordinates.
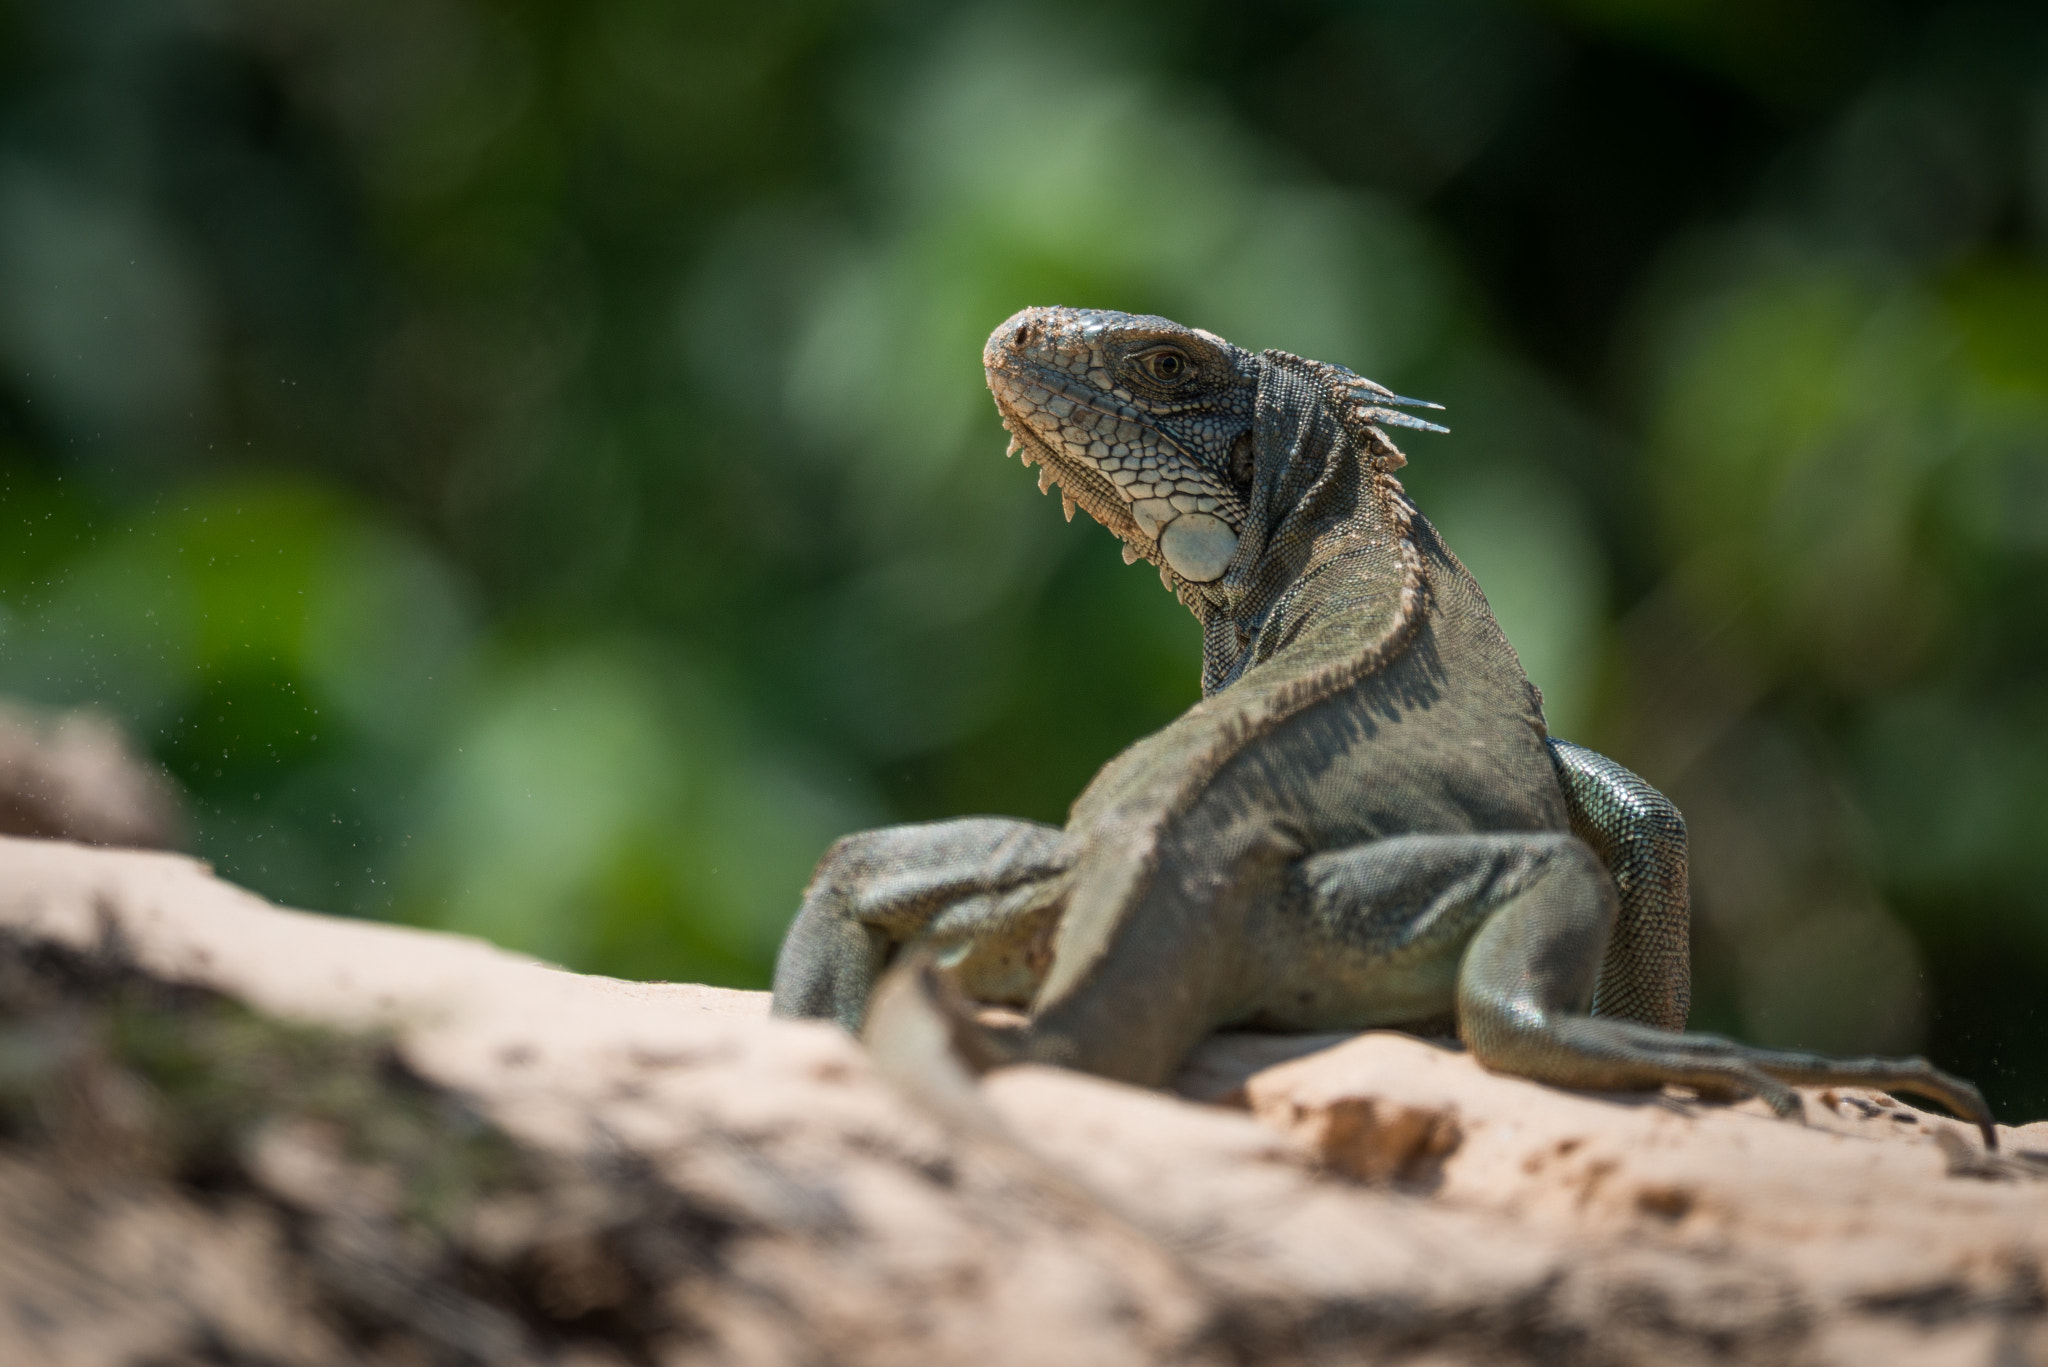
[771, 306, 1996, 1147]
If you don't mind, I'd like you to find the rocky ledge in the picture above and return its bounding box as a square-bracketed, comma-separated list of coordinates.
[0, 836, 2041, 1367]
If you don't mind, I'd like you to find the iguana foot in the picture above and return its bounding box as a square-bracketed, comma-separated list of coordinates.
[1457, 875, 1999, 1149]
[1517, 1016, 1993, 1142]
[771, 817, 1071, 1032]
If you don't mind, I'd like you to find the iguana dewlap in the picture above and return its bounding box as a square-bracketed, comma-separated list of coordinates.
[772, 306, 1995, 1145]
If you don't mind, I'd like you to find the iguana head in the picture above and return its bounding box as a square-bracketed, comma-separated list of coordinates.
[984, 307, 1259, 586]
[983, 306, 1444, 597]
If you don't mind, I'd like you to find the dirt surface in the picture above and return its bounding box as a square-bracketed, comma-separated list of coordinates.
[0, 835, 2042, 1366]
[0, 702, 182, 849]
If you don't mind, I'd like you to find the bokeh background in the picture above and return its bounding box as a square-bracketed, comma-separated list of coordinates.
[1, 0, 2044, 1117]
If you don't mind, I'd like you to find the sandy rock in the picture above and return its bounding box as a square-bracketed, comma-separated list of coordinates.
[0, 701, 183, 849]
[0, 834, 2041, 1366]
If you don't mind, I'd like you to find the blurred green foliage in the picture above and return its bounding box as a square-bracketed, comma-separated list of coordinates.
[0, 0, 2042, 1115]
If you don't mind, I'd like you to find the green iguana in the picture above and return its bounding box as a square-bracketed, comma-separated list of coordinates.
[771, 306, 1996, 1147]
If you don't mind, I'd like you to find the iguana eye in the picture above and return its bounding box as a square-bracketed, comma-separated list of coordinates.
[1140, 349, 1191, 383]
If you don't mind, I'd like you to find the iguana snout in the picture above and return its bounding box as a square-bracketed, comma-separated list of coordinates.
[983, 306, 1257, 585]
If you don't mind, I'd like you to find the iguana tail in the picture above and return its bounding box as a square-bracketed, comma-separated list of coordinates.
[860, 951, 1019, 1139]
[860, 958, 1252, 1344]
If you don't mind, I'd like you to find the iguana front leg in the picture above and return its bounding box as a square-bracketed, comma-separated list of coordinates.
[770, 818, 1071, 1032]
[1546, 738, 1689, 1031]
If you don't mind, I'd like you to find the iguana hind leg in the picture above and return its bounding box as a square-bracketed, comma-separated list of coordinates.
[1455, 841, 1998, 1146]
[1547, 738, 1690, 1031]
[1265, 829, 1994, 1143]
[1250, 831, 1597, 1033]
[770, 818, 1070, 1032]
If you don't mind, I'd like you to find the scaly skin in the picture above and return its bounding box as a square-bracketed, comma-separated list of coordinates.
[772, 307, 1996, 1146]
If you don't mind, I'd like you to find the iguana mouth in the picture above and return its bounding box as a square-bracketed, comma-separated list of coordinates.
[989, 382, 1145, 541]
[983, 307, 1252, 585]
